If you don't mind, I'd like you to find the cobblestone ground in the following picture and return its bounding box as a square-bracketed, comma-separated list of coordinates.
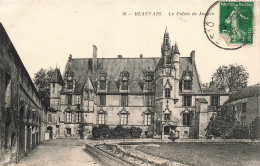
[15, 138, 100, 166]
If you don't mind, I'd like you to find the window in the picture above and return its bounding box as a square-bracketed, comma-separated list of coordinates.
[145, 81, 152, 90]
[66, 112, 72, 123]
[241, 116, 246, 126]
[98, 113, 105, 124]
[52, 83, 55, 88]
[121, 94, 128, 106]
[184, 80, 191, 90]
[165, 68, 171, 75]
[144, 114, 151, 125]
[242, 102, 247, 112]
[67, 94, 72, 105]
[100, 81, 106, 90]
[120, 113, 128, 125]
[76, 95, 81, 105]
[99, 94, 106, 106]
[121, 81, 128, 90]
[84, 91, 89, 100]
[211, 96, 219, 107]
[145, 95, 154, 106]
[166, 57, 171, 64]
[183, 113, 191, 126]
[164, 113, 170, 121]
[67, 81, 73, 89]
[183, 96, 192, 107]
[48, 114, 52, 123]
[165, 88, 171, 98]
[76, 112, 82, 123]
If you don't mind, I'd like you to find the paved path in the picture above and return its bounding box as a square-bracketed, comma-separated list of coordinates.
[16, 138, 99, 166]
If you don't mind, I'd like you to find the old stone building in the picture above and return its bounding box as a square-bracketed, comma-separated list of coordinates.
[0, 23, 48, 164]
[48, 28, 229, 139]
[225, 84, 260, 139]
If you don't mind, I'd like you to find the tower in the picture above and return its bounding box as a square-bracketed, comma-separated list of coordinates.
[154, 28, 178, 138]
[50, 67, 63, 110]
[173, 42, 180, 103]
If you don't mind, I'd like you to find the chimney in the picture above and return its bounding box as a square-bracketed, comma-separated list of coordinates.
[190, 50, 195, 66]
[92, 45, 97, 75]
[118, 55, 122, 58]
[140, 54, 143, 58]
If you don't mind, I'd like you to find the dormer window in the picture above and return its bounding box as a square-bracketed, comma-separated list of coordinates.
[182, 69, 193, 91]
[67, 81, 73, 89]
[121, 81, 128, 90]
[99, 80, 106, 90]
[120, 70, 130, 91]
[66, 71, 74, 89]
[67, 75, 72, 81]
[184, 80, 191, 90]
[66, 71, 74, 81]
[99, 71, 107, 90]
[145, 81, 152, 90]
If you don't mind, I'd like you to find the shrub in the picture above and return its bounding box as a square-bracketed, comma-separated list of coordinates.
[114, 125, 125, 138]
[92, 124, 110, 139]
[130, 126, 142, 138]
[232, 125, 249, 139]
[91, 125, 143, 139]
[92, 126, 99, 139]
[99, 124, 110, 138]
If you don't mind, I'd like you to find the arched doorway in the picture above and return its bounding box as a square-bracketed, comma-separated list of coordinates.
[47, 126, 53, 139]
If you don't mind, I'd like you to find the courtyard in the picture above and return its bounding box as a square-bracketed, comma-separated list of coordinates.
[15, 138, 99, 166]
[135, 142, 260, 166]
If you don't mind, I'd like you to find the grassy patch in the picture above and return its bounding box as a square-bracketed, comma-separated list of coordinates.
[136, 142, 260, 166]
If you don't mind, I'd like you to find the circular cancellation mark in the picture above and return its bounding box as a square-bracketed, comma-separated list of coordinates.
[204, 1, 254, 50]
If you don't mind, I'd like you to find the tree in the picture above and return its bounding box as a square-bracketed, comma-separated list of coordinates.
[205, 105, 236, 141]
[213, 64, 249, 92]
[33, 68, 55, 107]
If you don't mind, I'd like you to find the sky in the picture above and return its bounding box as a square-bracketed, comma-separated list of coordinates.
[0, 0, 259, 85]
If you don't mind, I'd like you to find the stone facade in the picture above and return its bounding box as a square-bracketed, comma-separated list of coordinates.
[48, 28, 229, 139]
[0, 23, 48, 164]
[225, 84, 260, 139]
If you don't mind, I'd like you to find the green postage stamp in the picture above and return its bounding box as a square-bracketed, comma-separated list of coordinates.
[220, 1, 254, 45]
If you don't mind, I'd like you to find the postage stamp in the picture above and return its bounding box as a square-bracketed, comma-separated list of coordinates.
[204, 1, 254, 50]
[220, 1, 254, 45]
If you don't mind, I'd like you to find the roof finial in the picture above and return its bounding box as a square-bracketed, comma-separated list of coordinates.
[56, 63, 57, 69]
[165, 27, 168, 33]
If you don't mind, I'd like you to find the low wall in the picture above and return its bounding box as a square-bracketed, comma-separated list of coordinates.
[84, 144, 133, 166]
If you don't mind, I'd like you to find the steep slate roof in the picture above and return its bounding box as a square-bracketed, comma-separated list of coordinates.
[227, 84, 260, 102]
[50, 68, 63, 85]
[64, 56, 202, 94]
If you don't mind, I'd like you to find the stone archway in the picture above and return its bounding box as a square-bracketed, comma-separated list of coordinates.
[47, 126, 53, 139]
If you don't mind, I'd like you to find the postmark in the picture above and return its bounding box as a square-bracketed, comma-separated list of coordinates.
[204, 1, 254, 50]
